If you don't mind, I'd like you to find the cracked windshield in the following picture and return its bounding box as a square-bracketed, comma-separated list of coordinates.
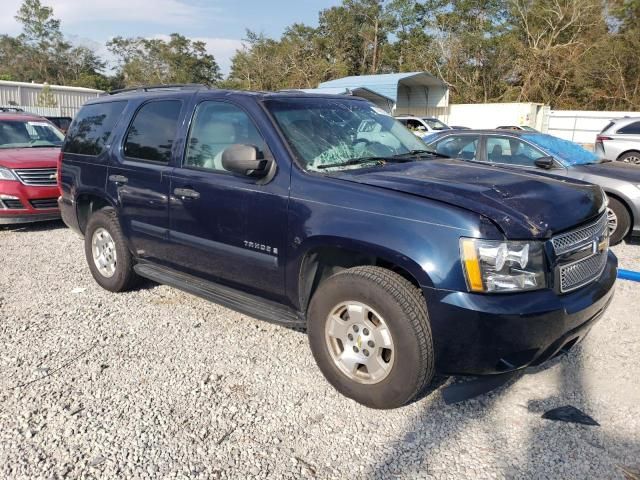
[266, 98, 429, 172]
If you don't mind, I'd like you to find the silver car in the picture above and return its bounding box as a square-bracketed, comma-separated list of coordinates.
[425, 130, 640, 244]
[595, 117, 640, 164]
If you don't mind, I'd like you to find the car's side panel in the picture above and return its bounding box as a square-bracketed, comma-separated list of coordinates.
[284, 167, 499, 310]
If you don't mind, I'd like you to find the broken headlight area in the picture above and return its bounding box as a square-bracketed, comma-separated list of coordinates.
[460, 238, 546, 293]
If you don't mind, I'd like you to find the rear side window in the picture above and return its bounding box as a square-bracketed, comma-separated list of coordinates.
[617, 121, 640, 134]
[124, 100, 182, 163]
[65, 101, 127, 155]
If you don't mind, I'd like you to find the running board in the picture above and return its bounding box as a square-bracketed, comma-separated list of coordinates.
[134, 263, 305, 329]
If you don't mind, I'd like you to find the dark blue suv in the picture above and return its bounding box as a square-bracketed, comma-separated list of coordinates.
[58, 85, 616, 409]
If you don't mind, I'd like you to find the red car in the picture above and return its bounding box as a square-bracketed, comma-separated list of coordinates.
[0, 112, 64, 224]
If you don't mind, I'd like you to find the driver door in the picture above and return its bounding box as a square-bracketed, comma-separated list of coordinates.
[167, 99, 290, 300]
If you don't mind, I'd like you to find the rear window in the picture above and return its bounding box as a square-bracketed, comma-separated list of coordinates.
[617, 121, 640, 134]
[124, 100, 182, 163]
[599, 121, 614, 134]
[64, 101, 127, 155]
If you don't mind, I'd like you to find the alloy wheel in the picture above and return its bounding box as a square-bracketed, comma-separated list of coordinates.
[325, 301, 394, 384]
[91, 227, 117, 278]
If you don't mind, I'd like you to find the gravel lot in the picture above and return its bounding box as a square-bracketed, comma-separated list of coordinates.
[1, 221, 639, 479]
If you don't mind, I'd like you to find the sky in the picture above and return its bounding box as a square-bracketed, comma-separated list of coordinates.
[0, 0, 342, 75]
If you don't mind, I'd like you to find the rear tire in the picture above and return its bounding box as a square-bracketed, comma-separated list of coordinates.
[84, 208, 139, 292]
[607, 197, 631, 245]
[308, 266, 434, 409]
[618, 151, 640, 165]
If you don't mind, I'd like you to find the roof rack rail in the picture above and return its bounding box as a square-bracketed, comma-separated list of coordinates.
[105, 83, 210, 96]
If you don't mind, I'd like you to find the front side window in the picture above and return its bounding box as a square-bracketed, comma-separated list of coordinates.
[124, 100, 182, 163]
[433, 135, 479, 160]
[184, 101, 267, 171]
[0, 119, 64, 149]
[486, 137, 546, 166]
[65, 102, 127, 155]
[266, 99, 426, 171]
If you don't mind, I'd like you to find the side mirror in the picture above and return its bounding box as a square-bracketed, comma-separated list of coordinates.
[221, 144, 272, 178]
[534, 156, 555, 169]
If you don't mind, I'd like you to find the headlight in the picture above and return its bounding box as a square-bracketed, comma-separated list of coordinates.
[0, 167, 17, 181]
[460, 238, 546, 293]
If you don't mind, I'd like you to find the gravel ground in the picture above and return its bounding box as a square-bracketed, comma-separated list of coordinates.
[1, 221, 639, 480]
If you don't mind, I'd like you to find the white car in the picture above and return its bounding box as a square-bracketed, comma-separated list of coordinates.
[395, 116, 451, 136]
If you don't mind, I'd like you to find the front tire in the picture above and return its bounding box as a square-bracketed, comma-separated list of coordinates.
[308, 266, 434, 409]
[607, 197, 631, 245]
[84, 208, 138, 292]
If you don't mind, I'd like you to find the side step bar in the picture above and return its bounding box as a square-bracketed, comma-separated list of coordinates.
[134, 263, 305, 329]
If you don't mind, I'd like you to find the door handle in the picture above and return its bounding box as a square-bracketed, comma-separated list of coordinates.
[173, 188, 200, 200]
[109, 174, 128, 184]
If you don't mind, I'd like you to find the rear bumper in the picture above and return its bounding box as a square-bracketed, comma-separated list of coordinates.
[0, 180, 60, 224]
[58, 195, 82, 234]
[424, 252, 617, 376]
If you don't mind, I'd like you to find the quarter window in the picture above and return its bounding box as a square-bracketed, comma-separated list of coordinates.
[124, 100, 182, 163]
[184, 101, 266, 171]
[65, 101, 127, 155]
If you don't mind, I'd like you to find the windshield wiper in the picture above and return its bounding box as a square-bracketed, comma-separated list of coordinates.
[394, 149, 449, 159]
[316, 156, 388, 170]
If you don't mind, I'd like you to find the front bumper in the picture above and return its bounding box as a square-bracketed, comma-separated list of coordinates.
[0, 180, 60, 225]
[424, 252, 617, 375]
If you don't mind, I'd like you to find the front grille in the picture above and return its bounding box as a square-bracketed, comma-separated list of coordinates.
[551, 213, 609, 293]
[559, 251, 608, 293]
[29, 198, 58, 209]
[551, 214, 608, 255]
[1, 199, 25, 209]
[14, 168, 57, 186]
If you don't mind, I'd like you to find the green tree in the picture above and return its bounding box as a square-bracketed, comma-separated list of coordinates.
[36, 83, 57, 107]
[107, 34, 222, 87]
[0, 0, 107, 88]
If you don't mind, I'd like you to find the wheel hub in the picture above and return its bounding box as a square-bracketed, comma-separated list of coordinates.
[91, 227, 117, 278]
[325, 301, 394, 384]
[606, 207, 618, 236]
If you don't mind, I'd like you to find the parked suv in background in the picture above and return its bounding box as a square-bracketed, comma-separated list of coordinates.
[596, 117, 640, 164]
[0, 112, 63, 224]
[59, 85, 616, 409]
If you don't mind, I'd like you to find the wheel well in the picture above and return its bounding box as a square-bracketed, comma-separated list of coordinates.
[298, 246, 421, 313]
[617, 150, 640, 161]
[76, 194, 112, 233]
[605, 191, 634, 225]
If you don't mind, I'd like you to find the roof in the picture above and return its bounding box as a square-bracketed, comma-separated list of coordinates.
[318, 72, 447, 103]
[0, 112, 47, 122]
[88, 85, 375, 105]
[292, 86, 394, 103]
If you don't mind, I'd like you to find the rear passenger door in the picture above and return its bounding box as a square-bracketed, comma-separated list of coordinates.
[107, 99, 185, 264]
[167, 99, 290, 301]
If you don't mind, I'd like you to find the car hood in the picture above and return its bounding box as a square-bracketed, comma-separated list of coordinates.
[0, 147, 60, 169]
[571, 161, 640, 183]
[332, 159, 605, 239]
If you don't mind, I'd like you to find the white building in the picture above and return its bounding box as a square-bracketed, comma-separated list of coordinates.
[0, 80, 103, 117]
